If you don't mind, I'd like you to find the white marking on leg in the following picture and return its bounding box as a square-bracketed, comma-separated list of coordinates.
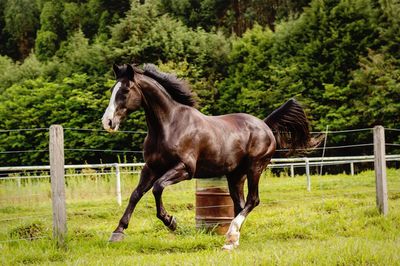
[223, 214, 246, 250]
[102, 82, 121, 130]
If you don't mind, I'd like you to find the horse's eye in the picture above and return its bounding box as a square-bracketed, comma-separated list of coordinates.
[116, 91, 127, 101]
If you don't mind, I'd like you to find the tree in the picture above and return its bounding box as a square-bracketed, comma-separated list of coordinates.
[81, 0, 130, 38]
[217, 25, 275, 116]
[35, 1, 80, 61]
[0, 54, 42, 93]
[35, 30, 59, 61]
[218, 0, 381, 126]
[3, 0, 40, 59]
[39, 0, 64, 36]
[0, 74, 147, 165]
[351, 51, 400, 129]
[0, 0, 17, 58]
[159, 0, 312, 36]
[61, 2, 81, 35]
[56, 29, 111, 78]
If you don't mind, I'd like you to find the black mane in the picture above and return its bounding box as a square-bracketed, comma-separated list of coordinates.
[142, 64, 196, 107]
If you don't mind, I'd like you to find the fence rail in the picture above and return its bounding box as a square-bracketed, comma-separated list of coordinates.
[0, 162, 144, 172]
[1, 154, 398, 207]
[1, 155, 399, 178]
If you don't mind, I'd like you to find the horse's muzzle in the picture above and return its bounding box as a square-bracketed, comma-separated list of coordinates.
[102, 118, 119, 132]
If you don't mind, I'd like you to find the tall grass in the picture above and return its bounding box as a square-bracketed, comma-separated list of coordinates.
[0, 169, 399, 265]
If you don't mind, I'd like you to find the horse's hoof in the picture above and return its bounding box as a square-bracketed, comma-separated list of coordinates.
[168, 216, 177, 231]
[222, 236, 239, 251]
[222, 243, 237, 251]
[108, 232, 125, 242]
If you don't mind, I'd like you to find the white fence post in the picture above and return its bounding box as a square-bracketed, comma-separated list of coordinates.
[49, 125, 67, 246]
[290, 164, 294, 178]
[114, 163, 122, 206]
[373, 126, 388, 215]
[305, 158, 311, 191]
[350, 162, 354, 176]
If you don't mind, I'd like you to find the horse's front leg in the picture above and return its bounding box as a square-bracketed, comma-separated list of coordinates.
[109, 164, 157, 242]
[152, 162, 190, 231]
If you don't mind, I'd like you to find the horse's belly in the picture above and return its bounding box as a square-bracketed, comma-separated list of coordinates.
[194, 154, 243, 178]
[193, 133, 248, 178]
[194, 165, 230, 178]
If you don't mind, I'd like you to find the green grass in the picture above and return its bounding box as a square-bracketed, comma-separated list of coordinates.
[1, 169, 399, 265]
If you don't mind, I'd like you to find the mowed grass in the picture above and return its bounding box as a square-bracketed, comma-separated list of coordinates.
[0, 169, 399, 265]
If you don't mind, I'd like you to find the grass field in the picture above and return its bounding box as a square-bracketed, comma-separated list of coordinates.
[1, 168, 399, 265]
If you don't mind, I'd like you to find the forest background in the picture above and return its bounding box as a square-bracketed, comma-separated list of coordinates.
[0, 0, 399, 166]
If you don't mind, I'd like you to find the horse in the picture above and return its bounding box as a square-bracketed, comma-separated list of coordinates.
[102, 63, 320, 250]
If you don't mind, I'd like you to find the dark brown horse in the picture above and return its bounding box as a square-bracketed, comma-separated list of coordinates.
[102, 63, 319, 250]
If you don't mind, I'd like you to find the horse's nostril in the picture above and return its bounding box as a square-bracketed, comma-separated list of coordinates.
[108, 120, 113, 128]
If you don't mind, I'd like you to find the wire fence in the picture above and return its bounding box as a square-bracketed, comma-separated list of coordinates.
[1, 126, 399, 168]
[0, 126, 399, 242]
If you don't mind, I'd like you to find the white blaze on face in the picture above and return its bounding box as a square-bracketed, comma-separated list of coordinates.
[102, 82, 122, 131]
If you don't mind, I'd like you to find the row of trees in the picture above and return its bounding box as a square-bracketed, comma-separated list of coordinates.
[0, 0, 399, 165]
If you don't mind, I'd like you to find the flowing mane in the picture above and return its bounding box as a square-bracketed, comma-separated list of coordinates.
[142, 64, 196, 107]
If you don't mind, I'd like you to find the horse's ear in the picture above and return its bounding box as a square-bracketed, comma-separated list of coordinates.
[126, 64, 134, 80]
[113, 63, 120, 78]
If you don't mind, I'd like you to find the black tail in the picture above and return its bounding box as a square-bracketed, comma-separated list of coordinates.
[264, 99, 322, 156]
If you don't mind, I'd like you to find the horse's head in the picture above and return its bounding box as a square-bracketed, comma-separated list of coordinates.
[102, 64, 142, 132]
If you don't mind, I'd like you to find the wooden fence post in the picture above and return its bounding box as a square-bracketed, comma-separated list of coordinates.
[49, 125, 67, 246]
[373, 126, 388, 215]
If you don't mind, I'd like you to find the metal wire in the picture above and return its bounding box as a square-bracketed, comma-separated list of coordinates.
[64, 127, 146, 134]
[0, 149, 48, 154]
[276, 143, 373, 152]
[64, 148, 143, 153]
[385, 128, 400, 132]
[0, 175, 50, 180]
[0, 127, 380, 134]
[0, 127, 400, 134]
[310, 128, 373, 134]
[0, 128, 48, 133]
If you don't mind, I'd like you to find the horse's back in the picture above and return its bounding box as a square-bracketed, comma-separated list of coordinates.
[211, 113, 276, 156]
[191, 111, 276, 177]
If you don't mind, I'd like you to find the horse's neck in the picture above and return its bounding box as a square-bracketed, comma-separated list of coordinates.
[138, 76, 178, 136]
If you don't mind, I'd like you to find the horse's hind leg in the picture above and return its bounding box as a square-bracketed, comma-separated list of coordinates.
[227, 172, 246, 216]
[152, 162, 190, 230]
[223, 160, 267, 250]
[110, 165, 157, 242]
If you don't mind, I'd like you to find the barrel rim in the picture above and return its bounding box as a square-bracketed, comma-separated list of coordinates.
[195, 216, 233, 220]
[195, 191, 231, 196]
